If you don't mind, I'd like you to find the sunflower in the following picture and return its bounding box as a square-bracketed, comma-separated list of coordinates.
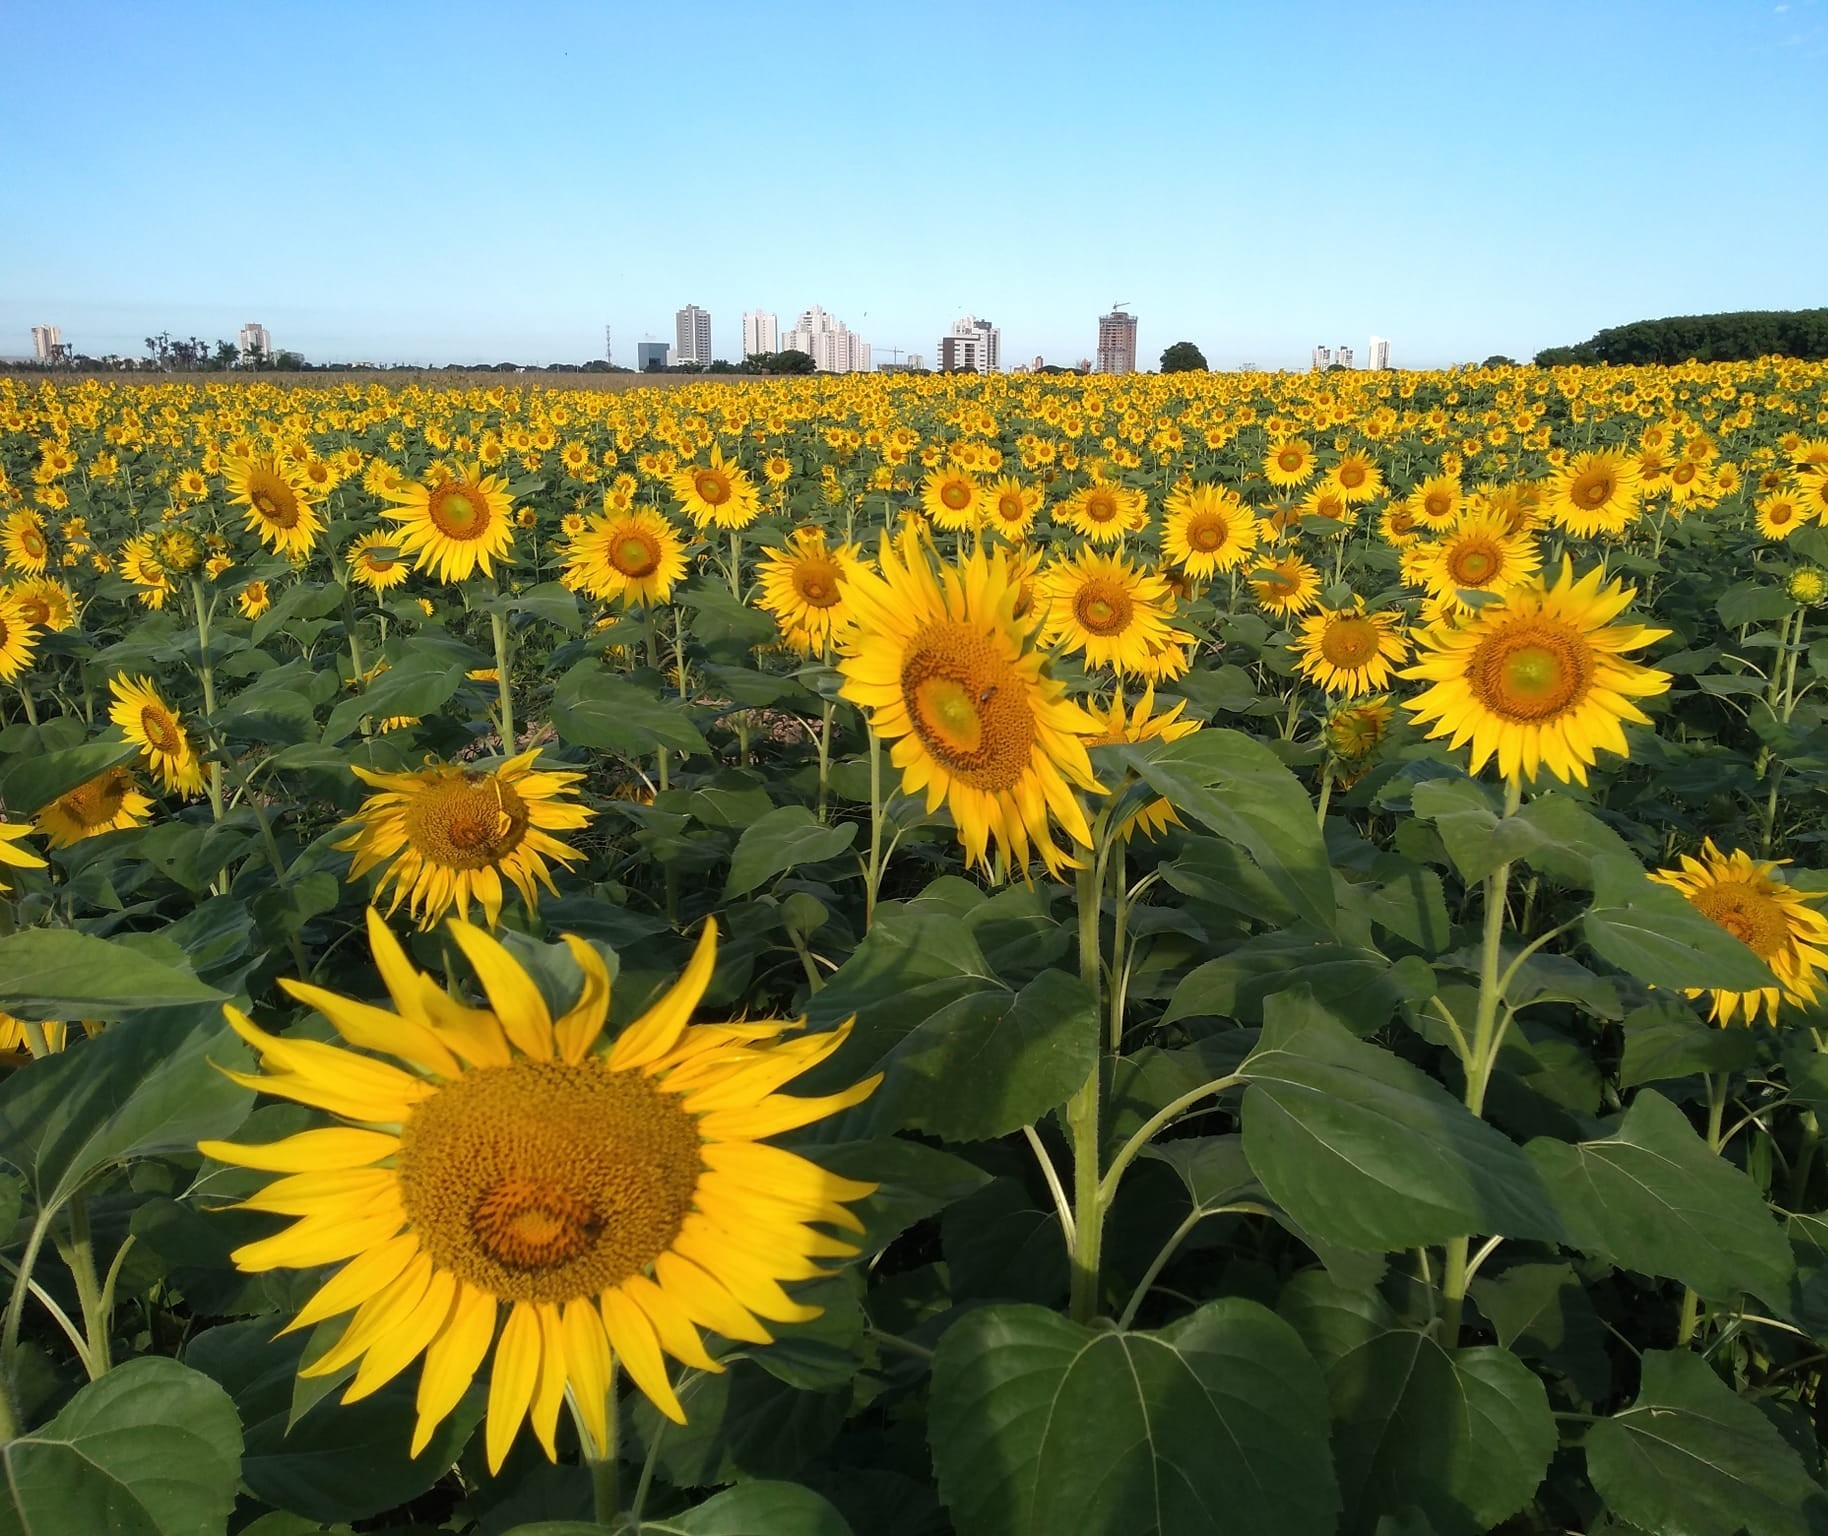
[838, 529, 1103, 879]
[756, 528, 862, 654]
[0, 593, 39, 683]
[1249, 553, 1323, 618]
[1757, 490, 1806, 540]
[1162, 483, 1260, 578]
[199, 911, 879, 1471]
[238, 580, 272, 620]
[1299, 483, 1357, 533]
[1548, 450, 1643, 538]
[1788, 567, 1826, 607]
[563, 507, 687, 608]
[35, 766, 153, 847]
[1058, 480, 1148, 546]
[1401, 559, 1670, 785]
[1416, 514, 1541, 615]
[380, 464, 518, 583]
[670, 446, 760, 532]
[1796, 472, 1828, 524]
[1037, 549, 1181, 678]
[338, 749, 592, 930]
[1084, 686, 1201, 840]
[109, 674, 206, 796]
[1, 510, 50, 574]
[1326, 694, 1396, 765]
[1405, 475, 1463, 529]
[347, 531, 412, 593]
[117, 535, 173, 610]
[983, 476, 1040, 542]
[224, 455, 323, 559]
[1263, 439, 1317, 489]
[1294, 600, 1409, 697]
[0, 821, 46, 893]
[8, 577, 75, 632]
[1649, 840, 1828, 1026]
[920, 467, 982, 533]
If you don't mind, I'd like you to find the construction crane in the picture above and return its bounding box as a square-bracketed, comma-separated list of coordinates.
[1111, 300, 1131, 313]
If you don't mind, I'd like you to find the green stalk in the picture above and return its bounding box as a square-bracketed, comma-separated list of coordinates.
[62, 1198, 112, 1378]
[582, 1358, 621, 1523]
[1065, 850, 1105, 1324]
[191, 578, 224, 821]
[489, 609, 515, 753]
[1677, 1073, 1730, 1346]
[864, 728, 885, 931]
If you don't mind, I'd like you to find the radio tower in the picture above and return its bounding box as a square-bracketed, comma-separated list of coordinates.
[604, 324, 613, 366]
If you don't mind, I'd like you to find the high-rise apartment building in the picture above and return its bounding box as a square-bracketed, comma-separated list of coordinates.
[31, 325, 61, 362]
[1336, 345, 1355, 369]
[238, 322, 271, 360]
[637, 341, 672, 372]
[674, 304, 712, 367]
[1312, 345, 1333, 371]
[1096, 309, 1138, 374]
[938, 315, 1001, 374]
[1368, 336, 1391, 371]
[742, 310, 779, 358]
[780, 306, 870, 373]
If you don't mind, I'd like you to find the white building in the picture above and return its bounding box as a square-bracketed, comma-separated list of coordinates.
[1311, 345, 1332, 370]
[238, 322, 271, 360]
[937, 315, 1001, 374]
[742, 310, 779, 358]
[1336, 344, 1355, 369]
[30, 325, 61, 361]
[1368, 336, 1391, 370]
[781, 306, 870, 373]
[674, 304, 712, 367]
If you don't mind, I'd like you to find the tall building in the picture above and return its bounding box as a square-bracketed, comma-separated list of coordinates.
[742, 309, 779, 358]
[238, 322, 271, 360]
[1096, 309, 1138, 374]
[780, 306, 870, 373]
[1312, 345, 1333, 371]
[1368, 336, 1391, 371]
[637, 341, 672, 371]
[30, 325, 61, 362]
[938, 315, 1001, 374]
[1336, 344, 1355, 369]
[674, 305, 712, 367]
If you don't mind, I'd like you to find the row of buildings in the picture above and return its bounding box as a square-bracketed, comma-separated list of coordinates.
[28, 322, 274, 365]
[1313, 337, 1392, 371]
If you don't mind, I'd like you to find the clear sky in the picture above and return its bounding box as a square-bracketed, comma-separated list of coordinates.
[4, 0, 1824, 371]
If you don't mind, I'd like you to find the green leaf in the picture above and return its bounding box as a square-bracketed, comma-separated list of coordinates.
[549, 660, 709, 756]
[1238, 990, 1563, 1251]
[1718, 581, 1798, 628]
[1584, 1350, 1828, 1536]
[1526, 1090, 1793, 1303]
[1583, 855, 1776, 991]
[321, 650, 468, 743]
[1411, 777, 1522, 883]
[1164, 932, 1424, 1030]
[0, 928, 226, 1016]
[725, 806, 857, 896]
[1328, 1331, 1554, 1536]
[606, 1481, 855, 1535]
[629, 1362, 846, 1489]
[1142, 1135, 1260, 1213]
[929, 1299, 1339, 1536]
[814, 1138, 992, 1257]
[1618, 1001, 1756, 1088]
[1120, 731, 1335, 931]
[251, 580, 344, 645]
[0, 1008, 252, 1213]
[506, 580, 582, 635]
[186, 1320, 482, 1523]
[1468, 1261, 1610, 1401]
[0, 1357, 242, 1536]
[0, 738, 142, 817]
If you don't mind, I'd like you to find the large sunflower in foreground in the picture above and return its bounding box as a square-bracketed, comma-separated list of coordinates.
[1037, 549, 1181, 677]
[35, 766, 153, 847]
[338, 749, 593, 929]
[756, 527, 862, 654]
[223, 454, 323, 559]
[108, 674, 205, 796]
[1548, 450, 1642, 538]
[1162, 483, 1260, 578]
[670, 445, 760, 531]
[564, 506, 687, 608]
[1401, 559, 1670, 785]
[380, 464, 518, 583]
[1294, 600, 1409, 697]
[201, 912, 879, 1471]
[838, 530, 1103, 879]
[1649, 840, 1828, 1025]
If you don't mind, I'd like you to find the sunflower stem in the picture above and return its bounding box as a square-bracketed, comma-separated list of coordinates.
[61, 1196, 112, 1379]
[342, 585, 365, 682]
[1066, 845, 1108, 1324]
[1315, 763, 1335, 829]
[583, 1359, 621, 1522]
[1439, 773, 1522, 1343]
[864, 727, 886, 931]
[728, 531, 743, 603]
[489, 608, 515, 753]
[15, 682, 36, 728]
[191, 578, 225, 823]
[1677, 1074, 1731, 1346]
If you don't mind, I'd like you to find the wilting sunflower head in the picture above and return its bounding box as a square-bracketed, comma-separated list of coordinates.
[199, 911, 880, 1472]
[1401, 557, 1671, 786]
[1649, 839, 1828, 1026]
[837, 528, 1104, 880]
[1294, 600, 1409, 698]
[756, 526, 862, 654]
[1325, 695, 1397, 786]
[337, 749, 593, 931]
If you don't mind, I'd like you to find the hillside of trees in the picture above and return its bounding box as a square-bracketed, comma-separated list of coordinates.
[1535, 308, 1828, 366]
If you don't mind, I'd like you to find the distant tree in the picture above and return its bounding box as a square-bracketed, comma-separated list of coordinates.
[273, 350, 306, 371]
[1534, 308, 1828, 367]
[213, 340, 238, 369]
[744, 349, 815, 375]
[1160, 341, 1208, 373]
[1482, 355, 1518, 368]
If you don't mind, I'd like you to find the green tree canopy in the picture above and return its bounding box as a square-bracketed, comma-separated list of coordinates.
[1160, 341, 1208, 373]
[1536, 308, 1828, 366]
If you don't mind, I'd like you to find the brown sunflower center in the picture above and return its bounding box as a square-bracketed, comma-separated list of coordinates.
[250, 475, 301, 528]
[1278, 449, 1304, 472]
[1469, 619, 1594, 721]
[398, 1059, 702, 1302]
[1422, 490, 1454, 520]
[1260, 565, 1300, 598]
[1338, 463, 1367, 489]
[940, 480, 973, 511]
[21, 529, 47, 558]
[901, 621, 1035, 791]
[63, 769, 132, 827]
[403, 774, 532, 870]
[1771, 502, 1795, 526]
[1074, 579, 1134, 636]
[1084, 492, 1119, 524]
[1321, 616, 1381, 669]
[1449, 541, 1500, 585]
[139, 704, 184, 756]
[694, 469, 732, 507]
[1572, 467, 1616, 508]
[1688, 881, 1790, 959]
[996, 493, 1025, 522]
[793, 558, 843, 608]
[1189, 513, 1228, 551]
[428, 483, 491, 539]
[17, 595, 48, 626]
[613, 532, 661, 578]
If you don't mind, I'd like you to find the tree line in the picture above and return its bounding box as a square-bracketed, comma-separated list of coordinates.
[1535, 308, 1828, 366]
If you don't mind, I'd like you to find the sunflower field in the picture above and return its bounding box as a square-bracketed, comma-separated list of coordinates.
[2, 361, 1828, 1536]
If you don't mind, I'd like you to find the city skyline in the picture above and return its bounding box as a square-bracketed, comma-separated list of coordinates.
[6, 3, 1822, 371]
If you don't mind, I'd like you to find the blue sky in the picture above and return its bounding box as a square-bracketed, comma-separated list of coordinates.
[4, 0, 1824, 371]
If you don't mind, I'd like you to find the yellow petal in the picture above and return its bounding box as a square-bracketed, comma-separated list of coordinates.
[561, 1298, 614, 1456]
[652, 1251, 772, 1345]
[303, 1253, 433, 1378]
[282, 1232, 421, 1333]
[448, 922, 553, 1061]
[601, 1288, 684, 1424]
[199, 1127, 400, 1172]
[278, 978, 461, 1079]
[412, 1283, 497, 1456]
[486, 1301, 542, 1473]
[229, 1208, 406, 1272]
[553, 936, 611, 1064]
[622, 1273, 722, 1373]
[345, 1268, 456, 1402]
[528, 1303, 569, 1460]
[608, 921, 716, 1070]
